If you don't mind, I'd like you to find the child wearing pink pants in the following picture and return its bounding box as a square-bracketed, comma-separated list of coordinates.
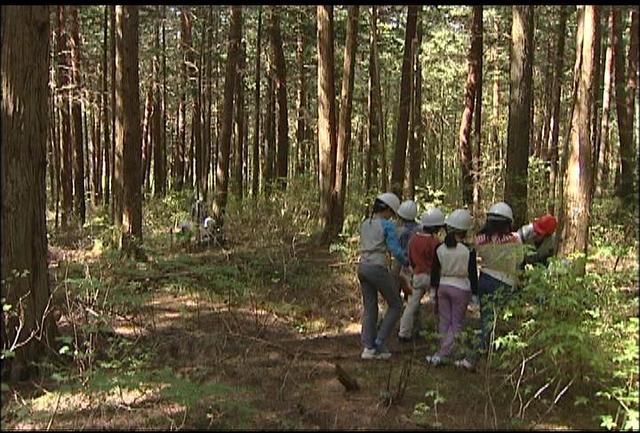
[425, 209, 478, 366]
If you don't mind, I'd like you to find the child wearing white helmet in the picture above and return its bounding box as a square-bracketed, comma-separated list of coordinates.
[391, 200, 420, 300]
[425, 209, 478, 367]
[358, 192, 409, 360]
[455, 201, 525, 371]
[398, 207, 445, 342]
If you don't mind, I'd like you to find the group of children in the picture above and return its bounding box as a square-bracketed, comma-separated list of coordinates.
[357, 191, 558, 369]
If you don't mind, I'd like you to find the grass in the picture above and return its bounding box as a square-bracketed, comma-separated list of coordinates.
[1, 188, 637, 430]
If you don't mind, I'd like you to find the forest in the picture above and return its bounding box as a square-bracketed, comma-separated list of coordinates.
[1, 5, 638, 430]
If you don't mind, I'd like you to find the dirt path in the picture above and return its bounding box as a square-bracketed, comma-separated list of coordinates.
[2, 238, 600, 430]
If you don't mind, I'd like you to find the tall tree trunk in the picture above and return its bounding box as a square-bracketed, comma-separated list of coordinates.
[504, 5, 534, 228]
[366, 6, 380, 192]
[69, 6, 85, 225]
[390, 6, 418, 197]
[559, 6, 597, 276]
[296, 9, 307, 176]
[110, 5, 116, 222]
[162, 5, 168, 195]
[234, 40, 246, 199]
[203, 6, 213, 201]
[265, 65, 276, 191]
[613, 7, 639, 199]
[115, 5, 142, 252]
[56, 6, 73, 229]
[252, 7, 262, 197]
[407, 7, 423, 200]
[589, 10, 603, 199]
[317, 5, 338, 244]
[1, 5, 55, 382]
[598, 7, 615, 194]
[548, 7, 568, 214]
[459, 5, 483, 207]
[473, 6, 484, 210]
[152, 7, 165, 197]
[212, 6, 242, 229]
[102, 5, 111, 207]
[270, 7, 289, 190]
[140, 88, 153, 190]
[332, 6, 359, 238]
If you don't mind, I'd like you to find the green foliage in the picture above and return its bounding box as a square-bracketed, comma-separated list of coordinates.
[493, 254, 639, 428]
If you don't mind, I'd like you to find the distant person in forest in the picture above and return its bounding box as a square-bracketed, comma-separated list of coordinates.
[455, 202, 525, 371]
[518, 214, 558, 267]
[357, 192, 408, 360]
[398, 208, 445, 342]
[426, 209, 477, 366]
[391, 200, 420, 301]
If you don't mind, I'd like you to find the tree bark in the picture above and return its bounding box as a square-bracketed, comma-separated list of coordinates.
[115, 6, 142, 252]
[408, 7, 423, 200]
[269, 7, 289, 190]
[548, 7, 568, 214]
[252, 7, 262, 197]
[473, 7, 483, 210]
[1, 5, 55, 381]
[234, 40, 246, 199]
[56, 6, 73, 229]
[152, 7, 165, 197]
[366, 6, 380, 192]
[296, 9, 307, 176]
[317, 5, 338, 244]
[504, 5, 534, 228]
[559, 6, 597, 276]
[613, 6, 639, 199]
[597, 7, 615, 194]
[212, 6, 242, 229]
[459, 5, 483, 207]
[110, 5, 116, 222]
[332, 6, 360, 238]
[69, 6, 86, 225]
[102, 5, 111, 207]
[390, 6, 418, 197]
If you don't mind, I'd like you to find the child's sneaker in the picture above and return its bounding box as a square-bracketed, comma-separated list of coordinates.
[425, 355, 442, 366]
[455, 358, 474, 370]
[361, 347, 391, 360]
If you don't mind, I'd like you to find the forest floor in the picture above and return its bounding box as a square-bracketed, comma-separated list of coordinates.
[1, 200, 631, 430]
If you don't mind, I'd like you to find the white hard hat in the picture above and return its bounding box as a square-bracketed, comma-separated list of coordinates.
[444, 209, 473, 231]
[487, 201, 514, 222]
[420, 208, 445, 228]
[397, 200, 418, 221]
[204, 217, 215, 229]
[376, 192, 400, 213]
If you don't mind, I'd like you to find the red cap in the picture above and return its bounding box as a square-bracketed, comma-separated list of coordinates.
[533, 214, 557, 236]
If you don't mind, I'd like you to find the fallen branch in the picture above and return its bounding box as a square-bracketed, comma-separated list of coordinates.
[334, 363, 360, 392]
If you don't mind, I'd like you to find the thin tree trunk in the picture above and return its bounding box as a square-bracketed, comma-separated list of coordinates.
[614, 7, 638, 199]
[270, 7, 289, 190]
[152, 7, 165, 197]
[504, 5, 534, 228]
[589, 10, 603, 199]
[317, 5, 338, 244]
[366, 6, 380, 192]
[548, 7, 568, 214]
[559, 5, 596, 276]
[56, 6, 73, 229]
[390, 6, 418, 197]
[408, 7, 423, 200]
[473, 6, 483, 210]
[234, 40, 246, 199]
[296, 9, 307, 176]
[252, 7, 262, 197]
[598, 6, 615, 194]
[110, 5, 116, 222]
[69, 6, 86, 225]
[332, 5, 359, 238]
[459, 5, 482, 207]
[212, 6, 242, 229]
[102, 5, 111, 207]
